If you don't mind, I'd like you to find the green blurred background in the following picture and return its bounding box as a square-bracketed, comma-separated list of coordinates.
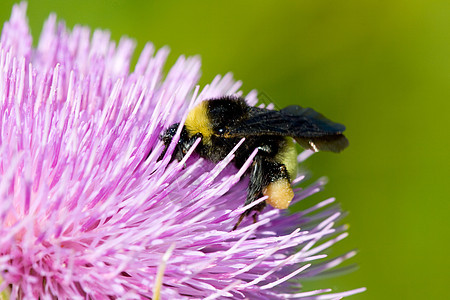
[1, 1, 449, 299]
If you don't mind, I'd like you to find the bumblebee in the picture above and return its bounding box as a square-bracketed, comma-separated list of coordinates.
[160, 96, 348, 229]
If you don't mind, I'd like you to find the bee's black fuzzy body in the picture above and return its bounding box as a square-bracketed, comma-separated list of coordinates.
[160, 96, 348, 229]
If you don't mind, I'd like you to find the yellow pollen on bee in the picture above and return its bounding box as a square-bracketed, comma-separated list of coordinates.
[263, 178, 294, 209]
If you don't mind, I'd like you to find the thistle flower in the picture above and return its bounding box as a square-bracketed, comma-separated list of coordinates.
[0, 3, 365, 299]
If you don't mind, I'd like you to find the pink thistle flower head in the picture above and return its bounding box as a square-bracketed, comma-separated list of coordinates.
[0, 3, 365, 299]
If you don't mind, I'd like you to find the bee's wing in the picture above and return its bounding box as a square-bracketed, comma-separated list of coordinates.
[227, 105, 349, 153]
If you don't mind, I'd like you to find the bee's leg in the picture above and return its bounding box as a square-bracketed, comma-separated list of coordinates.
[252, 212, 259, 224]
[261, 163, 293, 210]
[233, 155, 268, 230]
[233, 155, 293, 230]
[233, 214, 246, 231]
[157, 123, 181, 161]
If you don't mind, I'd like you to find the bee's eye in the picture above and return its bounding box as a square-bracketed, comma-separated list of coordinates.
[217, 128, 225, 134]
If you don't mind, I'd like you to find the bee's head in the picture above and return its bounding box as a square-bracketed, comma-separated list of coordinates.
[160, 123, 179, 145]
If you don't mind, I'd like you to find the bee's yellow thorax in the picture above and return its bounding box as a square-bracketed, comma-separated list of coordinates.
[185, 101, 213, 144]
